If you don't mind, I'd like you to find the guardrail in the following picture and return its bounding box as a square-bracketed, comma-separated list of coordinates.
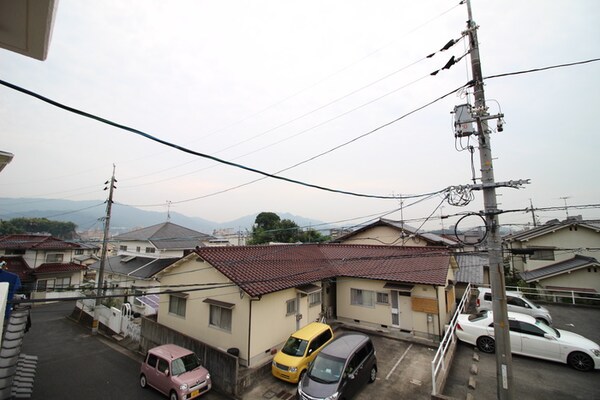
[431, 283, 472, 397]
[492, 285, 600, 307]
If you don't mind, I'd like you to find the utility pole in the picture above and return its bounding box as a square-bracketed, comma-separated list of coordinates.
[92, 165, 116, 335]
[529, 199, 538, 227]
[465, 1, 514, 398]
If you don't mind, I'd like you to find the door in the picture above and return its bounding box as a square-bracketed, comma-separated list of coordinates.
[399, 294, 413, 332]
[390, 290, 400, 327]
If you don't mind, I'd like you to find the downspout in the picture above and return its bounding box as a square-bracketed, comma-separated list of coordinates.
[247, 295, 261, 367]
[435, 285, 442, 339]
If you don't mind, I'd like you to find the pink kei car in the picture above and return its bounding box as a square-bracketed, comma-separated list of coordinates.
[140, 344, 212, 400]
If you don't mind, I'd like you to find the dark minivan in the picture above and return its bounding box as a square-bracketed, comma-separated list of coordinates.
[298, 332, 377, 400]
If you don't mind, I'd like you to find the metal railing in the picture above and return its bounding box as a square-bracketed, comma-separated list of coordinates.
[431, 283, 472, 396]
[499, 285, 599, 307]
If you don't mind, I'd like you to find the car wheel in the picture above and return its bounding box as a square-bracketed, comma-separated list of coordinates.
[368, 365, 377, 383]
[476, 336, 495, 353]
[139, 374, 147, 388]
[567, 351, 594, 372]
[169, 390, 179, 400]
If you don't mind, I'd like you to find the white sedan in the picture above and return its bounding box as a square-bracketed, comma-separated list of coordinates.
[455, 310, 600, 371]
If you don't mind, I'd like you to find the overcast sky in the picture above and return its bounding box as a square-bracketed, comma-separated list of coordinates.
[1, 0, 599, 233]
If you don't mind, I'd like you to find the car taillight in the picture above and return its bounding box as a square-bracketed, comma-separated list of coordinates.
[456, 323, 463, 331]
[476, 298, 480, 307]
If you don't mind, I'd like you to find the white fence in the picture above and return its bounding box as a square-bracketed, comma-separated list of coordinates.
[505, 285, 600, 306]
[431, 283, 472, 397]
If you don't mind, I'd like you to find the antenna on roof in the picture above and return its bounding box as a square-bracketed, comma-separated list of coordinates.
[166, 200, 172, 221]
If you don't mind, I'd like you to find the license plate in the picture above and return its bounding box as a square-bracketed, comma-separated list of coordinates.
[191, 389, 200, 398]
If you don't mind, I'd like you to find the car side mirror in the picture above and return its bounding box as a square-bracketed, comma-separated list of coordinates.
[164, 368, 170, 376]
[543, 334, 556, 341]
[308, 348, 313, 355]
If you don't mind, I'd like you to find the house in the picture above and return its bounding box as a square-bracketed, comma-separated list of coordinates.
[0, 234, 91, 299]
[153, 243, 457, 368]
[88, 222, 215, 314]
[454, 252, 489, 298]
[331, 218, 459, 248]
[503, 217, 600, 294]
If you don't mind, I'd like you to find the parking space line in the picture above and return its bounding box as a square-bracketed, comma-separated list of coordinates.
[385, 344, 412, 380]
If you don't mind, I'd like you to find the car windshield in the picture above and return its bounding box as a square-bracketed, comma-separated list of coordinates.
[282, 336, 308, 357]
[308, 353, 345, 384]
[171, 353, 201, 376]
[535, 319, 560, 337]
[468, 310, 490, 322]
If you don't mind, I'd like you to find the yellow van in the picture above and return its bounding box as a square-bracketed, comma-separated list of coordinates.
[272, 322, 334, 383]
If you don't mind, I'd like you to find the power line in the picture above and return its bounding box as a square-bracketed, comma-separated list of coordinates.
[483, 58, 600, 80]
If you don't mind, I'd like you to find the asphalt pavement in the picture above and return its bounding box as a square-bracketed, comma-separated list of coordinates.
[20, 301, 229, 400]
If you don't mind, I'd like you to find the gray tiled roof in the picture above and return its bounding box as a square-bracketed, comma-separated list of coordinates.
[504, 220, 600, 242]
[454, 253, 488, 285]
[113, 222, 214, 250]
[519, 255, 600, 282]
[88, 256, 180, 279]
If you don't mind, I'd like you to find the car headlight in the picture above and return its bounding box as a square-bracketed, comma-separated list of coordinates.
[179, 383, 188, 390]
[591, 349, 600, 357]
[325, 392, 340, 400]
[206, 373, 211, 380]
[289, 367, 298, 373]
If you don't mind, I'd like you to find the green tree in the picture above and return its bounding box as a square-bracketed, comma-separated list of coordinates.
[0, 218, 77, 239]
[248, 212, 330, 244]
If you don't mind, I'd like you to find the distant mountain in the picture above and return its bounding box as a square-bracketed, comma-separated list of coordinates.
[0, 198, 325, 235]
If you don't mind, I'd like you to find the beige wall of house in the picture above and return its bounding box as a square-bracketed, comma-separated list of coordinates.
[157, 259, 252, 364]
[508, 226, 600, 273]
[534, 267, 600, 293]
[248, 285, 322, 366]
[117, 240, 185, 258]
[156, 257, 324, 367]
[340, 226, 428, 247]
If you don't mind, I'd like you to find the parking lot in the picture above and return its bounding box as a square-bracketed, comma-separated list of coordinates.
[444, 303, 600, 400]
[243, 327, 439, 400]
[244, 303, 600, 400]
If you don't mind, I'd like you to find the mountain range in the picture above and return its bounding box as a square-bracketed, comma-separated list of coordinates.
[0, 197, 326, 235]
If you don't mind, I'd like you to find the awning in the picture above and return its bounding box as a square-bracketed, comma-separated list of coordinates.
[203, 298, 235, 309]
[295, 283, 321, 295]
[383, 282, 414, 292]
[135, 294, 159, 310]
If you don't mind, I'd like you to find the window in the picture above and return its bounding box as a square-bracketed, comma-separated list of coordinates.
[119, 245, 127, 251]
[55, 277, 71, 290]
[286, 298, 297, 315]
[308, 329, 333, 355]
[209, 304, 232, 331]
[507, 296, 529, 308]
[146, 353, 158, 368]
[157, 358, 169, 374]
[37, 279, 55, 292]
[168, 295, 187, 317]
[376, 292, 389, 304]
[136, 246, 141, 252]
[530, 249, 555, 261]
[46, 253, 63, 263]
[6, 249, 25, 255]
[517, 321, 545, 337]
[74, 249, 84, 255]
[351, 288, 375, 308]
[145, 247, 156, 254]
[309, 291, 321, 307]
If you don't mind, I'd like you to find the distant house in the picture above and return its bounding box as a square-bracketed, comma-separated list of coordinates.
[503, 218, 600, 294]
[153, 244, 457, 368]
[88, 222, 215, 314]
[0, 234, 92, 299]
[331, 218, 459, 248]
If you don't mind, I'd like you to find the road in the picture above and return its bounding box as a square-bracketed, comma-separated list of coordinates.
[21, 301, 230, 400]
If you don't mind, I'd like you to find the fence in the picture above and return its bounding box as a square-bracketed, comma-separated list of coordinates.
[505, 285, 600, 307]
[431, 283, 472, 397]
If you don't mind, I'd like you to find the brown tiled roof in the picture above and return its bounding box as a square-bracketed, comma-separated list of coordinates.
[194, 244, 451, 297]
[33, 262, 87, 275]
[0, 235, 81, 250]
[0, 256, 33, 282]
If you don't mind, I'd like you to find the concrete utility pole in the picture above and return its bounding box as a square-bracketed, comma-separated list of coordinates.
[92, 165, 116, 335]
[465, 1, 514, 398]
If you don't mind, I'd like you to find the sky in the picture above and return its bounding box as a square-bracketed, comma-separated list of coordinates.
[1, 0, 599, 234]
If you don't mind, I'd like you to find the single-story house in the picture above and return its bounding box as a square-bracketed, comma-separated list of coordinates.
[154, 243, 457, 367]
